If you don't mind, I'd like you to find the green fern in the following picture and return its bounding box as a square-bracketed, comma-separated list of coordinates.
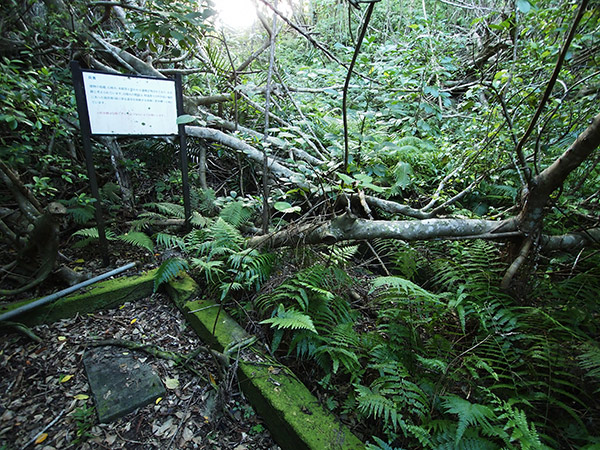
[578, 342, 600, 387]
[219, 201, 253, 227]
[356, 383, 404, 431]
[154, 257, 189, 292]
[147, 202, 186, 219]
[355, 360, 429, 433]
[155, 232, 185, 250]
[365, 437, 404, 450]
[117, 231, 153, 252]
[327, 244, 359, 268]
[71, 227, 117, 248]
[314, 322, 361, 375]
[441, 395, 495, 446]
[260, 304, 317, 333]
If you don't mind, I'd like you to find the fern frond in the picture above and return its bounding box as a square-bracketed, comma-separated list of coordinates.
[219, 201, 253, 227]
[328, 244, 358, 268]
[371, 276, 442, 304]
[441, 394, 495, 446]
[67, 205, 96, 224]
[365, 436, 404, 450]
[155, 232, 185, 250]
[72, 228, 118, 244]
[154, 257, 189, 292]
[118, 231, 154, 252]
[191, 257, 225, 284]
[578, 342, 600, 385]
[260, 304, 317, 333]
[356, 384, 404, 431]
[146, 202, 186, 219]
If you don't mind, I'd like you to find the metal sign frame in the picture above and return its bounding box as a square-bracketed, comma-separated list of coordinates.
[70, 62, 191, 265]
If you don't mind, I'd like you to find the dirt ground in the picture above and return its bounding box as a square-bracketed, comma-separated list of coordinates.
[0, 293, 278, 449]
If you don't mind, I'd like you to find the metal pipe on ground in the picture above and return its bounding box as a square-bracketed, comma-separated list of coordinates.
[0, 262, 138, 323]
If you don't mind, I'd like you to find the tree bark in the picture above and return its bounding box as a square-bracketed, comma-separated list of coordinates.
[518, 113, 600, 232]
[97, 137, 135, 214]
[249, 213, 517, 248]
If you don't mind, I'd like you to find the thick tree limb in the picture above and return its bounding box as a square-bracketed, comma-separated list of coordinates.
[518, 113, 600, 232]
[90, 32, 165, 78]
[540, 228, 600, 251]
[249, 213, 517, 248]
[364, 195, 430, 219]
[196, 105, 326, 165]
[186, 94, 232, 107]
[184, 126, 303, 183]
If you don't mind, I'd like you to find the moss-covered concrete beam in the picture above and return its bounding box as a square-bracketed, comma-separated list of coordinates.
[0, 269, 156, 327]
[167, 274, 365, 450]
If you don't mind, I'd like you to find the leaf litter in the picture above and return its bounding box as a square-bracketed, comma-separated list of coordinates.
[0, 293, 278, 449]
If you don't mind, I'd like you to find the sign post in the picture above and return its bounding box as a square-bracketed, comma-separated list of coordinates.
[70, 61, 110, 266]
[70, 62, 191, 264]
[175, 74, 191, 231]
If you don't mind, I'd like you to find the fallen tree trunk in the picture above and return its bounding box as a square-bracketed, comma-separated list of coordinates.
[249, 213, 518, 248]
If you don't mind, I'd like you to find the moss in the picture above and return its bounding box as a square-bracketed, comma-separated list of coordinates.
[0, 270, 156, 327]
[239, 360, 364, 450]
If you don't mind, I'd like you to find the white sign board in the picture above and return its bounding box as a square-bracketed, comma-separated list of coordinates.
[82, 71, 178, 135]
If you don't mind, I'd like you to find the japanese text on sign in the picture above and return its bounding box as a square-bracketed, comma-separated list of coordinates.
[82, 72, 178, 135]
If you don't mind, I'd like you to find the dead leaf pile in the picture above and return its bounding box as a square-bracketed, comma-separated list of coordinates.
[0, 293, 277, 449]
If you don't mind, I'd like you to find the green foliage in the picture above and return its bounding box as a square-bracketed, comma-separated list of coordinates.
[441, 395, 495, 446]
[578, 342, 600, 389]
[117, 231, 154, 252]
[71, 227, 154, 252]
[154, 257, 189, 292]
[260, 304, 317, 333]
[71, 404, 95, 444]
[181, 208, 274, 301]
[366, 437, 404, 450]
[257, 263, 358, 374]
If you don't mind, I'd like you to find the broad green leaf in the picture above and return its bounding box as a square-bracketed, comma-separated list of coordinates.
[337, 173, 355, 185]
[176, 114, 196, 125]
[273, 201, 301, 213]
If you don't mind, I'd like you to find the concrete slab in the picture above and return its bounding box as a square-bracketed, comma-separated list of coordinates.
[83, 345, 165, 423]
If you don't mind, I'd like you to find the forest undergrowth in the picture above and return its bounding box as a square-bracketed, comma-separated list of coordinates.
[136, 201, 600, 450]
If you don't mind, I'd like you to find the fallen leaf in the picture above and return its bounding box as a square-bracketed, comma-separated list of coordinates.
[130, 318, 137, 325]
[34, 432, 48, 444]
[181, 427, 193, 442]
[155, 397, 162, 404]
[164, 378, 179, 389]
[154, 417, 174, 437]
[60, 374, 73, 383]
[74, 394, 89, 400]
[57, 336, 66, 341]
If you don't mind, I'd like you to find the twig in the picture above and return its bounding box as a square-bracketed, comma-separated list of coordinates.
[343, 2, 376, 172]
[21, 409, 65, 450]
